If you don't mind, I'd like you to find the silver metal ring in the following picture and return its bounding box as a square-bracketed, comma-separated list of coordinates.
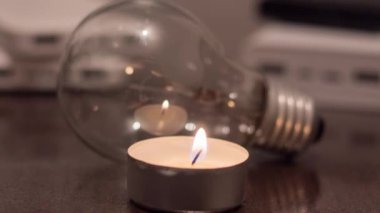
[253, 81, 317, 153]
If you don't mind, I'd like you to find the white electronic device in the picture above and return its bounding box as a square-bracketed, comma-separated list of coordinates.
[240, 22, 380, 112]
[0, 46, 20, 90]
[0, 0, 110, 91]
[67, 54, 126, 90]
[0, 0, 109, 57]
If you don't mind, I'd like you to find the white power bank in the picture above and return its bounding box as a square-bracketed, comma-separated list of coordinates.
[0, 0, 110, 58]
[240, 22, 380, 112]
[0, 0, 110, 91]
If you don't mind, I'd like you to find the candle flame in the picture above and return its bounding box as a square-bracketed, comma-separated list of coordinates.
[162, 100, 169, 110]
[191, 128, 208, 163]
[125, 66, 134, 75]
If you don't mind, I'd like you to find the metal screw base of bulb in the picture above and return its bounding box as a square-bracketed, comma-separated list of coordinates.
[253, 81, 318, 153]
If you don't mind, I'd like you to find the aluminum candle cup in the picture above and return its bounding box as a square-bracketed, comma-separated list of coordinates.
[126, 136, 249, 212]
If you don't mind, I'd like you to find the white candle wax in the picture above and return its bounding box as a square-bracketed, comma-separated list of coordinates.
[128, 136, 249, 169]
[134, 104, 188, 136]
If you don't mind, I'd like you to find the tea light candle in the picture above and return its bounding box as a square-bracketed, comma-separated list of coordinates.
[134, 100, 188, 135]
[127, 128, 249, 212]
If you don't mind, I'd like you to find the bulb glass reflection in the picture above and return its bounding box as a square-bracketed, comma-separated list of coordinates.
[58, 0, 320, 161]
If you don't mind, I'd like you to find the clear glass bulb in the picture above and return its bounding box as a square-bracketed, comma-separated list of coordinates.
[58, 0, 323, 162]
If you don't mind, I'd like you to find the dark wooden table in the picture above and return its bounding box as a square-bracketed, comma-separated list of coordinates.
[0, 95, 379, 212]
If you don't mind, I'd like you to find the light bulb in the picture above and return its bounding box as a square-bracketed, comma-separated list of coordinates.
[58, 0, 324, 162]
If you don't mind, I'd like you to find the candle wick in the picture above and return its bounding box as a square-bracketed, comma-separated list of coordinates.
[160, 109, 166, 116]
[191, 150, 202, 165]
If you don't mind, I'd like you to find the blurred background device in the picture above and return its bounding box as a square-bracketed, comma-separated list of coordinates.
[0, 0, 109, 91]
[1, 0, 380, 113]
[0, 0, 256, 93]
[240, 0, 380, 112]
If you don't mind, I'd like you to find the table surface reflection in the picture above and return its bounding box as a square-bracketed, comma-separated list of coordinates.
[0, 95, 379, 212]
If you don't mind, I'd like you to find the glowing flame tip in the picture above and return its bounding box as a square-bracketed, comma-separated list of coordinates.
[162, 100, 169, 110]
[191, 128, 208, 163]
